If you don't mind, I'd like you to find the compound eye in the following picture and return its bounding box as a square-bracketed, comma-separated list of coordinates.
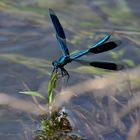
[52, 61, 54, 66]
[52, 61, 57, 66]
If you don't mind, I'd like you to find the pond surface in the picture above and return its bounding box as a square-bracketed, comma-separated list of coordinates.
[0, 0, 140, 140]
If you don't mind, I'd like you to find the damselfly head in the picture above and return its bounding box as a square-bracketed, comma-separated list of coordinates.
[52, 60, 59, 68]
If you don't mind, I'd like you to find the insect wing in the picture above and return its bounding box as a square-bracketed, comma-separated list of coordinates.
[49, 9, 70, 56]
[56, 35, 70, 56]
[89, 40, 121, 54]
[49, 8, 66, 39]
[74, 59, 123, 70]
[70, 35, 111, 60]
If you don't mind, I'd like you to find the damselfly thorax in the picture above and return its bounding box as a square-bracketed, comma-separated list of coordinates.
[52, 56, 72, 68]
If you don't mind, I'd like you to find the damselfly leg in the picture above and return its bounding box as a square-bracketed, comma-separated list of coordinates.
[61, 67, 70, 82]
[51, 67, 58, 78]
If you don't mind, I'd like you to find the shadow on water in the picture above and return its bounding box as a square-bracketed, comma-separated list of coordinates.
[0, 0, 140, 140]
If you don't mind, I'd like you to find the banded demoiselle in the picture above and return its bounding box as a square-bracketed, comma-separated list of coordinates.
[49, 9, 122, 79]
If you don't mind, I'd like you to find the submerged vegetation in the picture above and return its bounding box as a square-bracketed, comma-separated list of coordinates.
[34, 111, 83, 140]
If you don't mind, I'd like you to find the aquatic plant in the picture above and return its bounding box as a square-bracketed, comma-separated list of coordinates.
[20, 71, 84, 140]
[34, 111, 75, 140]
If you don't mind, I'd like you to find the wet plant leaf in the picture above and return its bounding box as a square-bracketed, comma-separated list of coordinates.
[20, 91, 45, 99]
[48, 72, 59, 104]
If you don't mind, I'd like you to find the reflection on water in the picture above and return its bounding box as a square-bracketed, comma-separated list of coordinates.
[0, 0, 140, 139]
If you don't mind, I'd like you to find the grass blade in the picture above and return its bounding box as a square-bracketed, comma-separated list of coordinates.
[48, 72, 59, 104]
[20, 91, 45, 99]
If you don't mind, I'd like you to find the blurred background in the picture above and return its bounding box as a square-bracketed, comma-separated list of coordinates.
[0, 0, 140, 140]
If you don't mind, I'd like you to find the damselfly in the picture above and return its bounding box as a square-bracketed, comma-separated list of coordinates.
[49, 9, 122, 79]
